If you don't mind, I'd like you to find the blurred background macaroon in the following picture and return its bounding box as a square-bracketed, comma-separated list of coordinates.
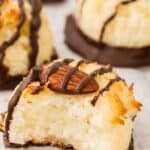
[0, 0, 57, 90]
[65, 0, 150, 67]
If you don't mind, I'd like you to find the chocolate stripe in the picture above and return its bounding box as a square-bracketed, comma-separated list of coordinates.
[43, 62, 64, 84]
[42, 59, 74, 84]
[5, 66, 41, 146]
[0, 0, 25, 76]
[76, 71, 97, 93]
[98, 65, 112, 75]
[63, 58, 74, 64]
[0, 0, 25, 51]
[100, 0, 136, 41]
[77, 0, 135, 42]
[76, 65, 112, 93]
[60, 60, 84, 91]
[28, 0, 42, 68]
[91, 76, 121, 106]
[99, 77, 121, 95]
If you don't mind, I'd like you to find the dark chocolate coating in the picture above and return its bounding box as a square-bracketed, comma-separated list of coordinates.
[4, 134, 134, 149]
[65, 15, 150, 67]
[0, 51, 57, 91]
[129, 137, 134, 150]
[42, 0, 65, 3]
[42, 0, 67, 5]
[91, 76, 121, 106]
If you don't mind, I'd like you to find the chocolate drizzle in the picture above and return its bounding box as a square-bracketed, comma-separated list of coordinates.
[5, 66, 41, 146]
[98, 65, 112, 75]
[60, 60, 84, 92]
[0, 0, 25, 52]
[41, 59, 73, 84]
[0, 0, 45, 89]
[31, 84, 43, 94]
[42, 60, 114, 94]
[99, 77, 121, 95]
[100, 14, 116, 41]
[28, 0, 42, 68]
[42, 62, 64, 84]
[0, 0, 25, 83]
[100, 0, 136, 41]
[76, 65, 112, 93]
[41, 59, 100, 94]
[91, 76, 121, 106]
[76, 71, 97, 93]
[79, 0, 136, 42]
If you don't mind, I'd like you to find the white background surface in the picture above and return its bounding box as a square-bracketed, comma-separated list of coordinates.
[0, 0, 150, 149]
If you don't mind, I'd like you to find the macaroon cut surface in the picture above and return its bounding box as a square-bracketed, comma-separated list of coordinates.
[5, 59, 141, 150]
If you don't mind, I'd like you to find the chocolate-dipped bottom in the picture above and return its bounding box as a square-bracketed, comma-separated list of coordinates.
[4, 136, 134, 150]
[2, 59, 141, 149]
[0, 0, 56, 90]
[42, 0, 65, 3]
[65, 15, 150, 67]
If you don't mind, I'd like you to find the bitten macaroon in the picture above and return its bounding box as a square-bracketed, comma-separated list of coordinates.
[0, 58, 141, 150]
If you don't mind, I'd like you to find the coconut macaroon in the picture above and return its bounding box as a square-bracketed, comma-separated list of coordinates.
[0, 58, 141, 150]
[65, 0, 150, 67]
[0, 0, 56, 90]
